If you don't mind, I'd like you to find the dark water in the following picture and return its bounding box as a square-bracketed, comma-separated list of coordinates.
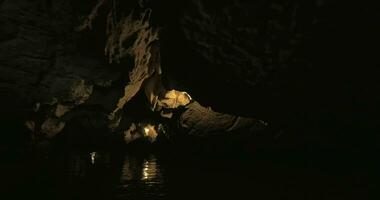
[1, 148, 376, 200]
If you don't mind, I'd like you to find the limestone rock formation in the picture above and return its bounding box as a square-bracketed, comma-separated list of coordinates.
[179, 101, 267, 137]
[2, 0, 373, 151]
[0, 0, 269, 146]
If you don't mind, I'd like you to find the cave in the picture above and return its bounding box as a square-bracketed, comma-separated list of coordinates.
[0, 0, 378, 199]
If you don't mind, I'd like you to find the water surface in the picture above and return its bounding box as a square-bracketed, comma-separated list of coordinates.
[1, 149, 374, 200]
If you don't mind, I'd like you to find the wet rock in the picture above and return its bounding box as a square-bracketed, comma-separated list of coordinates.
[55, 104, 72, 118]
[160, 90, 192, 109]
[40, 118, 65, 138]
[25, 120, 36, 132]
[0, 0, 124, 145]
[124, 123, 159, 144]
[179, 101, 267, 137]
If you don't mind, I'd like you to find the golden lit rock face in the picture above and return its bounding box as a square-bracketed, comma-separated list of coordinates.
[124, 123, 158, 144]
[143, 71, 165, 111]
[160, 90, 192, 109]
[124, 123, 138, 144]
[144, 73, 192, 113]
[107, 8, 160, 120]
[143, 72, 192, 119]
[143, 124, 158, 143]
[156, 90, 192, 118]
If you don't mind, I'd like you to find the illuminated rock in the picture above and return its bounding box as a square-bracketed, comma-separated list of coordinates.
[160, 90, 192, 109]
[178, 101, 267, 137]
[124, 123, 159, 144]
[55, 104, 72, 118]
[41, 118, 65, 138]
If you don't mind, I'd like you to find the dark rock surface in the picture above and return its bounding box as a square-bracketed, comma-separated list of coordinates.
[0, 0, 121, 148]
[154, 0, 379, 150]
[0, 0, 378, 152]
[179, 101, 267, 137]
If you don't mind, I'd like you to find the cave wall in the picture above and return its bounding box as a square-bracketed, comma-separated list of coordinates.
[153, 0, 380, 150]
[0, 0, 122, 148]
[1, 0, 88, 113]
[0, 0, 378, 151]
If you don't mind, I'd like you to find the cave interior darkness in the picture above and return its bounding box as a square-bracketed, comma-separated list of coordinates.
[0, 0, 379, 199]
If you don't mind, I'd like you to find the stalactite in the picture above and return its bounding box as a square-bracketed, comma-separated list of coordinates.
[68, 0, 268, 141]
[105, 7, 159, 122]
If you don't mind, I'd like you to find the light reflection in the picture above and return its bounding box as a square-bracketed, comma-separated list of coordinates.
[141, 156, 159, 181]
[143, 124, 158, 143]
[142, 161, 149, 180]
[90, 152, 96, 164]
[144, 127, 150, 136]
[121, 156, 136, 181]
[120, 155, 161, 182]
[118, 154, 166, 199]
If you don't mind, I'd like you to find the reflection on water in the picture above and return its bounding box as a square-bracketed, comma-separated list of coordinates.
[63, 152, 166, 200]
[140, 156, 160, 181]
[4, 149, 366, 200]
[120, 154, 163, 181]
[118, 155, 165, 199]
[90, 152, 96, 164]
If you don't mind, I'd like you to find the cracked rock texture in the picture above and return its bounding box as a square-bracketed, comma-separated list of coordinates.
[154, 0, 379, 149]
[0, 0, 378, 150]
[0, 0, 121, 145]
